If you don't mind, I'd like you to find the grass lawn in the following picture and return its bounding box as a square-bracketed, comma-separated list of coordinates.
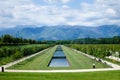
[8, 46, 57, 70]
[62, 46, 111, 69]
[8, 45, 110, 70]
[0, 70, 120, 80]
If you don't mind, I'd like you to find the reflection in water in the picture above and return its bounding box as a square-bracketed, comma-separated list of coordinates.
[48, 46, 70, 67]
[49, 57, 69, 67]
[53, 51, 65, 57]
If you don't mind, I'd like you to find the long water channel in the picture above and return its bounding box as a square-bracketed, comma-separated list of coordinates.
[48, 46, 70, 67]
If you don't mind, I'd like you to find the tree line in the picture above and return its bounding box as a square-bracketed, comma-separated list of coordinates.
[49, 36, 120, 44]
[72, 36, 120, 44]
[1, 34, 120, 45]
[0, 34, 47, 46]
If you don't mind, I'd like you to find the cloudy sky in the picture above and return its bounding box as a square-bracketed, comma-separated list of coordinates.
[0, 0, 120, 28]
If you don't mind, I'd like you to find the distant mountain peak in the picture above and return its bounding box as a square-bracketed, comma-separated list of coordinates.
[0, 25, 120, 40]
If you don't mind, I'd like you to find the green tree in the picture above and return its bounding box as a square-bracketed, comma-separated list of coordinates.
[1, 34, 13, 43]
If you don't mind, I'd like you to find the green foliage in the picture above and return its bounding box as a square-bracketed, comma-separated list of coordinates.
[72, 36, 120, 44]
[0, 44, 52, 65]
[14, 51, 22, 59]
[1, 34, 13, 43]
[0, 34, 47, 46]
[66, 44, 120, 58]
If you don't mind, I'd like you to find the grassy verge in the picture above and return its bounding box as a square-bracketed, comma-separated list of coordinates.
[62, 46, 111, 69]
[0, 70, 120, 80]
[8, 45, 110, 70]
[8, 46, 57, 70]
[0, 44, 51, 66]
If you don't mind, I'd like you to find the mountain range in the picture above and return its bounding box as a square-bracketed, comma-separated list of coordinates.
[0, 25, 120, 40]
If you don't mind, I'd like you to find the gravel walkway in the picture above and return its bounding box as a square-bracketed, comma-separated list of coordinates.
[2, 68, 120, 73]
[106, 56, 120, 62]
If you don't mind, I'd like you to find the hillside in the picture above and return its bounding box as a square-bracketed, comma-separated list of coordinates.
[0, 25, 120, 40]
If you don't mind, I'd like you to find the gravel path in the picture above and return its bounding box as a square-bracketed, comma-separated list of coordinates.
[3, 68, 120, 73]
[106, 56, 120, 62]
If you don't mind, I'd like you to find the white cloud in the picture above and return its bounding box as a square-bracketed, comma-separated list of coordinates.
[0, 0, 120, 28]
[77, 0, 120, 26]
[43, 0, 70, 4]
[61, 0, 70, 3]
